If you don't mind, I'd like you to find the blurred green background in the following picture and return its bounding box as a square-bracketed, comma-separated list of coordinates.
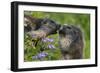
[24, 11, 90, 62]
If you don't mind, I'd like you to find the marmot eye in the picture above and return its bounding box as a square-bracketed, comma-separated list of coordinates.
[50, 20, 55, 24]
[66, 26, 71, 29]
[42, 21, 47, 24]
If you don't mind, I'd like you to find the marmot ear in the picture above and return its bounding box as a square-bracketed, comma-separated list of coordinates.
[76, 24, 82, 29]
[75, 24, 84, 36]
[41, 17, 48, 24]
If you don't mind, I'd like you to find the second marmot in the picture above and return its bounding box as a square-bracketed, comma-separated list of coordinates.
[58, 25, 84, 60]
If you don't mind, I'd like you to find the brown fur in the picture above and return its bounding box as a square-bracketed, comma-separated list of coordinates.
[59, 25, 84, 60]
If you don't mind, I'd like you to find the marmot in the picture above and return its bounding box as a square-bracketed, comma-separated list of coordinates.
[58, 25, 84, 60]
[24, 14, 60, 39]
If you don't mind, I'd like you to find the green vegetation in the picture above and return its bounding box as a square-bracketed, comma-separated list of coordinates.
[24, 11, 90, 62]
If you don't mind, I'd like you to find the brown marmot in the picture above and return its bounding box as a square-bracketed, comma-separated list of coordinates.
[24, 14, 60, 39]
[58, 25, 84, 60]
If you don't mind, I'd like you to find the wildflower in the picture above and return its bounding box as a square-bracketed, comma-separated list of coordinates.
[48, 44, 55, 49]
[41, 38, 48, 42]
[32, 52, 48, 60]
[46, 38, 54, 42]
[37, 52, 48, 59]
[42, 38, 54, 42]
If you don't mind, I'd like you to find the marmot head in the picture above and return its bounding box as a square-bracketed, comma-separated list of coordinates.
[39, 18, 61, 35]
[58, 25, 84, 52]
